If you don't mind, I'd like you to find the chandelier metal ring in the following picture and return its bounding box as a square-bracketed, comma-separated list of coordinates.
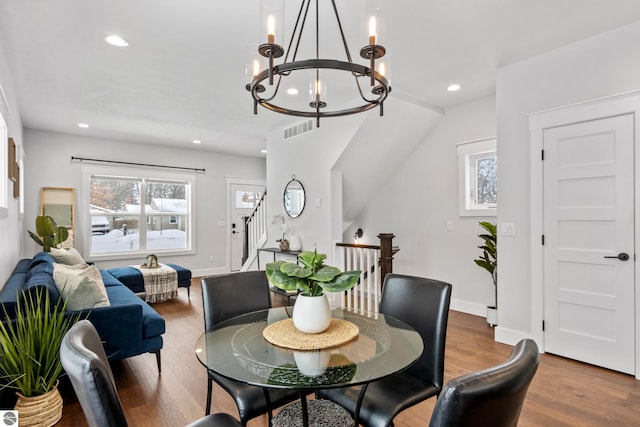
[250, 58, 391, 118]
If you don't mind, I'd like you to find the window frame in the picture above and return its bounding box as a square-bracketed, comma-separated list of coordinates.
[82, 166, 196, 261]
[457, 137, 497, 217]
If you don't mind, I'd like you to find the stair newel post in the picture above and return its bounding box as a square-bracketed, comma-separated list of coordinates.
[378, 233, 395, 288]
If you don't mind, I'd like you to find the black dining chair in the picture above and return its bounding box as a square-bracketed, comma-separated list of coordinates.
[201, 271, 300, 426]
[429, 339, 540, 427]
[60, 319, 243, 427]
[318, 273, 452, 427]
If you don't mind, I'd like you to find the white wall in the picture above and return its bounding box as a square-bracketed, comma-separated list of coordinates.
[0, 40, 24, 288]
[22, 129, 265, 275]
[496, 21, 640, 343]
[349, 95, 497, 315]
[266, 115, 361, 262]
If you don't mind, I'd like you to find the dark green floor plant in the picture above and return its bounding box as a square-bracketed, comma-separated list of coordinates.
[0, 288, 82, 397]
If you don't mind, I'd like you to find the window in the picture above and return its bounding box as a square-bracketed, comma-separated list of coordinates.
[83, 167, 195, 259]
[457, 137, 497, 216]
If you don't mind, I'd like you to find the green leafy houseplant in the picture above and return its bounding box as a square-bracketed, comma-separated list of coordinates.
[474, 221, 497, 307]
[0, 288, 82, 397]
[265, 250, 361, 296]
[27, 215, 69, 252]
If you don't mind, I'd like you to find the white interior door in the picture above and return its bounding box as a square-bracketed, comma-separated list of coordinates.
[230, 183, 264, 271]
[543, 114, 635, 374]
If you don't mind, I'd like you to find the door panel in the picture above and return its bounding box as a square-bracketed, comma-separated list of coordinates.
[543, 114, 635, 374]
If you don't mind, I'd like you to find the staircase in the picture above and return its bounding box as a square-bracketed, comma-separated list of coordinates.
[334, 233, 397, 316]
[240, 191, 268, 271]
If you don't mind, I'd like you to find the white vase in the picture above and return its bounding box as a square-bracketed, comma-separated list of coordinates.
[292, 294, 331, 334]
[289, 235, 302, 251]
[293, 350, 331, 376]
[486, 306, 498, 327]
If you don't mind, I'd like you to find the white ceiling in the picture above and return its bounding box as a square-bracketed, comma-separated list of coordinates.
[1, 0, 640, 158]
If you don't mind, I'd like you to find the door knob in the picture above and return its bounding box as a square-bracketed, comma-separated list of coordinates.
[603, 252, 630, 261]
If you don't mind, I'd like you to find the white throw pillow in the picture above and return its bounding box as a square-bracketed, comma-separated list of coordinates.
[53, 264, 110, 311]
[50, 247, 86, 266]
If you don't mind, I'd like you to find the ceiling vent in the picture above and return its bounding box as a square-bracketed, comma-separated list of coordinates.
[283, 120, 314, 140]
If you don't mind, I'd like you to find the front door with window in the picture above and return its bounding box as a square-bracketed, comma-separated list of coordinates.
[230, 183, 264, 271]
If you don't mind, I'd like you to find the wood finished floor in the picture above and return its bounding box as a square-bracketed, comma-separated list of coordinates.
[54, 278, 640, 426]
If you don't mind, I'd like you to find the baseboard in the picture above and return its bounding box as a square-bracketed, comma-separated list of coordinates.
[494, 326, 534, 346]
[191, 267, 228, 278]
[449, 298, 487, 317]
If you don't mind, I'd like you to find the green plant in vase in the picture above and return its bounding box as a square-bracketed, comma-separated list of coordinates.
[27, 215, 69, 252]
[266, 249, 360, 333]
[266, 249, 360, 297]
[473, 221, 498, 325]
[0, 288, 83, 426]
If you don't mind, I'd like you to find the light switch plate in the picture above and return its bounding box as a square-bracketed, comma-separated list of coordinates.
[501, 222, 515, 236]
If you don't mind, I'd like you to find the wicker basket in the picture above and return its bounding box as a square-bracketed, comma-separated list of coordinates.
[14, 381, 63, 427]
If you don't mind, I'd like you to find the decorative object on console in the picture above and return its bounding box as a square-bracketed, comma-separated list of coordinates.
[473, 221, 498, 326]
[289, 235, 302, 251]
[265, 250, 360, 333]
[27, 215, 69, 252]
[143, 253, 159, 269]
[246, 0, 391, 127]
[278, 237, 290, 252]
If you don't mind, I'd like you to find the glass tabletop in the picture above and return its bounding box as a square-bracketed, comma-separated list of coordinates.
[195, 307, 423, 389]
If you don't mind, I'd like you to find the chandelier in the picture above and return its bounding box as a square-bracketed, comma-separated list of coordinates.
[246, 0, 391, 127]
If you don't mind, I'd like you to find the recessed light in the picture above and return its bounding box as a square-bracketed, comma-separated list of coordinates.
[287, 88, 299, 95]
[105, 35, 129, 47]
[447, 84, 461, 92]
[77, 123, 89, 128]
[261, 149, 268, 154]
[193, 139, 202, 144]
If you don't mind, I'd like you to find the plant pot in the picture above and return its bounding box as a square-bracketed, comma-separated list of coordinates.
[14, 380, 63, 427]
[486, 306, 498, 327]
[292, 294, 331, 334]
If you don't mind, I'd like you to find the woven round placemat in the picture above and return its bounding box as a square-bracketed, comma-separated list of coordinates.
[263, 318, 359, 350]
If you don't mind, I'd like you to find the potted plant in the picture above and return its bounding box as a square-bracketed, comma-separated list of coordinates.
[265, 249, 360, 333]
[0, 288, 82, 426]
[27, 215, 69, 252]
[473, 221, 498, 326]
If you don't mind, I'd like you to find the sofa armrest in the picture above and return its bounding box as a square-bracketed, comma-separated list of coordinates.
[69, 303, 144, 360]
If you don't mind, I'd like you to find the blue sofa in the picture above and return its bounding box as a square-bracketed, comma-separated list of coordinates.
[0, 252, 166, 372]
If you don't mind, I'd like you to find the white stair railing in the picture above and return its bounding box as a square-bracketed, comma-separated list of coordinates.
[241, 193, 267, 271]
[334, 244, 381, 317]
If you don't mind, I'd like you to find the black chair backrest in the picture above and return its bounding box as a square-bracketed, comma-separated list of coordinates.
[379, 273, 452, 390]
[60, 320, 128, 427]
[429, 339, 540, 427]
[201, 271, 272, 331]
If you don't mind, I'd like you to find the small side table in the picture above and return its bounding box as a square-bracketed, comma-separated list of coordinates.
[256, 247, 302, 270]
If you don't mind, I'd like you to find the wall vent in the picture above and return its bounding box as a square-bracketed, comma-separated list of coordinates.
[283, 120, 314, 140]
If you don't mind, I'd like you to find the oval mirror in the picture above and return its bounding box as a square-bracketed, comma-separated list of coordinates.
[283, 176, 306, 218]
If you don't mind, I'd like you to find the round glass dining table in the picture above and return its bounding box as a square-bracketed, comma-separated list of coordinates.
[195, 306, 423, 423]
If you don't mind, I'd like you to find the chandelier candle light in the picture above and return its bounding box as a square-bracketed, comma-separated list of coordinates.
[246, 0, 391, 127]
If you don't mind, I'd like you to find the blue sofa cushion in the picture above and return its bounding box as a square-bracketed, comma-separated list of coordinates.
[24, 261, 61, 306]
[105, 285, 165, 339]
[28, 252, 55, 270]
[13, 259, 32, 274]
